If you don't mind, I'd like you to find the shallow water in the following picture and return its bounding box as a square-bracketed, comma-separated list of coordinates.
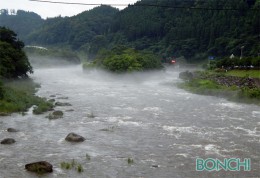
[0, 66, 259, 178]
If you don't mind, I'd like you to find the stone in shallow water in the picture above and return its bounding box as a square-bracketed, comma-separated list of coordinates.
[1, 138, 16, 144]
[7, 128, 19, 132]
[66, 109, 74, 112]
[47, 110, 64, 120]
[48, 99, 55, 103]
[0, 112, 10, 116]
[55, 102, 72, 106]
[65, 132, 85, 142]
[25, 161, 53, 174]
[57, 96, 69, 99]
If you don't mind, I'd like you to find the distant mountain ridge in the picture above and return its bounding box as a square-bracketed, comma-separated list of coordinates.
[0, 9, 43, 39]
[0, 0, 259, 61]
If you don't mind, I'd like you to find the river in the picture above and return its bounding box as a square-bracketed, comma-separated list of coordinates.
[0, 66, 259, 178]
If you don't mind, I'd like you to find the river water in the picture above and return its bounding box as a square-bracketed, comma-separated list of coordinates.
[0, 66, 259, 178]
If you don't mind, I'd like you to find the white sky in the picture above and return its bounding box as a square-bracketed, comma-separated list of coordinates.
[0, 0, 139, 19]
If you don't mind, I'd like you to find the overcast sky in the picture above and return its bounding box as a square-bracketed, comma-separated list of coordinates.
[0, 0, 139, 19]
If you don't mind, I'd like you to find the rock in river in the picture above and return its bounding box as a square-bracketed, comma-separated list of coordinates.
[47, 110, 63, 120]
[0, 112, 10, 116]
[57, 96, 69, 99]
[7, 128, 19, 132]
[1, 138, 16, 144]
[55, 102, 72, 106]
[25, 161, 53, 174]
[65, 132, 85, 142]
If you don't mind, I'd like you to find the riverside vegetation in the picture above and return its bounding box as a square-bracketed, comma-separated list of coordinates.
[83, 46, 164, 72]
[0, 27, 53, 115]
[179, 55, 260, 105]
[179, 68, 260, 105]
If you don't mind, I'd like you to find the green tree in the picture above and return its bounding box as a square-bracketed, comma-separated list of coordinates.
[0, 27, 33, 78]
[90, 46, 163, 72]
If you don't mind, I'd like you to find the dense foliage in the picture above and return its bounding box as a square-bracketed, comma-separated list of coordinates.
[0, 27, 33, 78]
[112, 0, 259, 60]
[86, 46, 163, 72]
[0, 0, 259, 61]
[25, 5, 118, 52]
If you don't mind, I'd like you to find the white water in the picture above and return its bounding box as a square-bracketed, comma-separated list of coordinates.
[0, 66, 259, 178]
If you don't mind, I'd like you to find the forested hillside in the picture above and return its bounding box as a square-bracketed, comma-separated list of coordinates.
[111, 0, 259, 60]
[0, 0, 259, 62]
[0, 9, 43, 40]
[25, 5, 118, 53]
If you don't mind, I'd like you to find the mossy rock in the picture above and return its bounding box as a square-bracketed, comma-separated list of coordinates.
[25, 161, 53, 174]
[65, 133, 85, 142]
[47, 110, 64, 120]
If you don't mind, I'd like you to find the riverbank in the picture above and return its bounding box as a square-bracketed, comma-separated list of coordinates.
[178, 70, 260, 105]
[0, 79, 53, 116]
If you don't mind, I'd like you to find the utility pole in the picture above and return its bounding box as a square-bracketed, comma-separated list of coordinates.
[240, 46, 244, 59]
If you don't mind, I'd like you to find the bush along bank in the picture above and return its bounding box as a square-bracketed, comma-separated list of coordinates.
[0, 78, 53, 116]
[178, 71, 260, 105]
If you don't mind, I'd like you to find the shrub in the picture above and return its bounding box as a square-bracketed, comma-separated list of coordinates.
[239, 87, 260, 100]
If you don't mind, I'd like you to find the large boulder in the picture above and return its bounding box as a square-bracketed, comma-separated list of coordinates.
[47, 110, 63, 120]
[1, 138, 15, 144]
[25, 161, 53, 174]
[65, 133, 85, 142]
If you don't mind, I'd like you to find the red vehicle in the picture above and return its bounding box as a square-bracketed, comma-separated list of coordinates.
[171, 59, 176, 64]
[161, 57, 176, 65]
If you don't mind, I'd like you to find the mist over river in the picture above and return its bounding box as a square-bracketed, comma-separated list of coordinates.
[0, 66, 259, 178]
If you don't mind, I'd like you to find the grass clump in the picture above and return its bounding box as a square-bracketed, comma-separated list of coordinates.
[127, 158, 134, 164]
[60, 159, 83, 173]
[60, 162, 72, 170]
[77, 164, 84, 173]
[33, 102, 53, 114]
